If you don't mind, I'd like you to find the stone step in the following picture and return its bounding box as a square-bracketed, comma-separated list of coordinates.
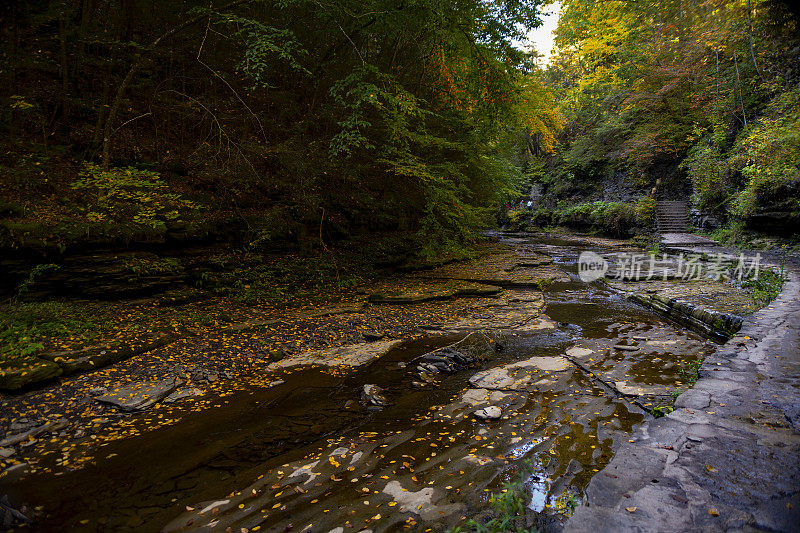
[654, 198, 690, 234]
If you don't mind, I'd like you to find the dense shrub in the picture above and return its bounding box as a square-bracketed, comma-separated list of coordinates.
[556, 198, 653, 237]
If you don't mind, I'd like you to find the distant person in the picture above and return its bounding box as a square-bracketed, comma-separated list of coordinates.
[526, 200, 532, 211]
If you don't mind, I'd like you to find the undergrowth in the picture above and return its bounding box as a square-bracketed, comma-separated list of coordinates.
[449, 460, 544, 533]
[0, 302, 101, 368]
[450, 479, 539, 533]
[742, 268, 786, 307]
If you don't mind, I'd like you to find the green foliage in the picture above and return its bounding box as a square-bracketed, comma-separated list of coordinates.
[683, 141, 731, 214]
[328, 64, 422, 158]
[122, 256, 183, 278]
[194, 251, 366, 306]
[710, 220, 750, 248]
[557, 198, 653, 237]
[9, 94, 35, 110]
[0, 302, 99, 365]
[0, 199, 25, 217]
[685, 85, 800, 218]
[742, 267, 785, 307]
[16, 263, 60, 297]
[651, 405, 674, 418]
[247, 206, 300, 251]
[452, 479, 539, 533]
[633, 197, 655, 226]
[207, 8, 311, 86]
[448, 459, 543, 533]
[679, 357, 704, 387]
[730, 86, 800, 217]
[542, 0, 800, 218]
[71, 164, 198, 231]
[0, 0, 567, 258]
[551, 489, 579, 517]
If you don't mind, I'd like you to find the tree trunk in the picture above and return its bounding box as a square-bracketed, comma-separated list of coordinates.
[746, 0, 761, 76]
[100, 0, 252, 169]
[733, 51, 747, 128]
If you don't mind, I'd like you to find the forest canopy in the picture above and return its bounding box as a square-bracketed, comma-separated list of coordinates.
[1, 0, 797, 263]
[0, 0, 561, 258]
[538, 0, 800, 231]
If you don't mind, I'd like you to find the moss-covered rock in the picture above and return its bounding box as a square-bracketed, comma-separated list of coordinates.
[0, 359, 63, 390]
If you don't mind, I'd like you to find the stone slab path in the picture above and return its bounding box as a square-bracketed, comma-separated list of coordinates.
[565, 258, 800, 532]
[660, 233, 719, 246]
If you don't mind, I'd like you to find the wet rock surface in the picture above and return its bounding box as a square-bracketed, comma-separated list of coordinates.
[1, 233, 790, 533]
[267, 339, 404, 369]
[567, 252, 800, 533]
[417, 246, 566, 287]
[0, 419, 68, 448]
[0, 331, 182, 391]
[149, 249, 720, 532]
[367, 279, 501, 303]
[601, 252, 759, 340]
[96, 377, 183, 411]
[361, 384, 389, 409]
[473, 405, 502, 420]
[0, 494, 31, 529]
[409, 332, 501, 385]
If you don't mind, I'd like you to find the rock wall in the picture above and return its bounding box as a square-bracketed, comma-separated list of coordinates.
[627, 293, 743, 341]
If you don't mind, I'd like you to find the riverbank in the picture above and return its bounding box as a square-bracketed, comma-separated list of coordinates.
[566, 249, 800, 532]
[0, 232, 790, 532]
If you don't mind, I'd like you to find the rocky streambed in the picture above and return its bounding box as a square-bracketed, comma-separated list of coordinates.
[2, 233, 751, 532]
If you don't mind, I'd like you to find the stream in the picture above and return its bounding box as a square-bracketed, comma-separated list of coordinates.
[3, 234, 718, 532]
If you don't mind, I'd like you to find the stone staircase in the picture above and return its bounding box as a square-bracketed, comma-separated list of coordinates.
[654, 200, 690, 233]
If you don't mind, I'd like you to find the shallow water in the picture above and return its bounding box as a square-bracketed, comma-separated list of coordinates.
[5, 234, 716, 532]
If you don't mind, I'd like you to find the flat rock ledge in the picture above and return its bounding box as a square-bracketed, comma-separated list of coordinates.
[627, 293, 743, 341]
[565, 263, 800, 533]
[368, 281, 501, 304]
[97, 377, 184, 411]
[268, 340, 403, 369]
[0, 331, 181, 391]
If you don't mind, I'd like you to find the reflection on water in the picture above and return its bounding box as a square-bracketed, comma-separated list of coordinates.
[6, 233, 716, 532]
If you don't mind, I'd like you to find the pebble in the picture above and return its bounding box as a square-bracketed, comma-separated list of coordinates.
[613, 344, 640, 352]
[474, 406, 502, 420]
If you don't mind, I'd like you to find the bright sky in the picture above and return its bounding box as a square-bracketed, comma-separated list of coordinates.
[520, 1, 562, 67]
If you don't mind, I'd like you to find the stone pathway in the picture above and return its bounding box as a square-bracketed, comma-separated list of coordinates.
[566, 258, 800, 532]
[660, 232, 719, 246]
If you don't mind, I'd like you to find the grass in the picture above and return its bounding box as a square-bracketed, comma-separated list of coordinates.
[450, 479, 539, 533]
[742, 267, 786, 307]
[449, 460, 544, 533]
[679, 356, 704, 387]
[0, 302, 103, 368]
[0, 298, 229, 375]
